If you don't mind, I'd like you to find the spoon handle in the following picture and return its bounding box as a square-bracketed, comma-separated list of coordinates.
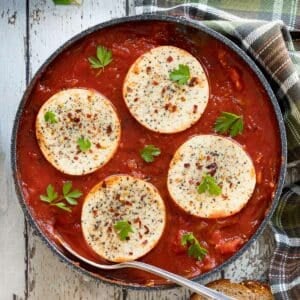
[123, 261, 234, 300]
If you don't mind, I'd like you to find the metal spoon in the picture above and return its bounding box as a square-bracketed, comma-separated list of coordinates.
[55, 234, 234, 300]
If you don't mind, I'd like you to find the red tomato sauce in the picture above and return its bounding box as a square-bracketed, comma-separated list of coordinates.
[16, 21, 281, 285]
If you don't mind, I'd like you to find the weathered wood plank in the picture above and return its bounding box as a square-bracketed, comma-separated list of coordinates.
[0, 1, 27, 299]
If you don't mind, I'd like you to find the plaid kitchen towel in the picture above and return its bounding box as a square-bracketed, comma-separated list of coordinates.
[133, 1, 300, 299]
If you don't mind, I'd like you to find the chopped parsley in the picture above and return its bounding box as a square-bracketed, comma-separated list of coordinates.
[197, 174, 222, 196]
[88, 45, 113, 70]
[40, 182, 82, 212]
[214, 112, 244, 137]
[114, 220, 134, 241]
[169, 64, 190, 85]
[53, 0, 81, 5]
[44, 111, 58, 124]
[181, 232, 208, 260]
[140, 145, 161, 163]
[77, 137, 91, 152]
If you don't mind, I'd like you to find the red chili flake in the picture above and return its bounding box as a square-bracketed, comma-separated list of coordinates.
[115, 194, 121, 201]
[134, 97, 139, 102]
[142, 240, 148, 245]
[193, 105, 198, 114]
[125, 201, 132, 206]
[146, 66, 151, 74]
[127, 87, 133, 93]
[154, 109, 158, 113]
[184, 163, 190, 168]
[161, 87, 167, 96]
[206, 155, 211, 160]
[87, 114, 92, 118]
[229, 182, 233, 188]
[171, 105, 177, 112]
[74, 156, 78, 160]
[144, 225, 150, 234]
[138, 232, 143, 239]
[152, 80, 159, 86]
[109, 208, 115, 213]
[206, 162, 217, 176]
[96, 143, 101, 149]
[181, 96, 186, 102]
[134, 217, 142, 228]
[67, 113, 72, 119]
[107, 226, 112, 232]
[164, 103, 170, 111]
[167, 56, 173, 62]
[75, 109, 81, 113]
[189, 77, 200, 87]
[92, 209, 98, 218]
[196, 163, 202, 170]
[106, 125, 112, 135]
[129, 252, 133, 255]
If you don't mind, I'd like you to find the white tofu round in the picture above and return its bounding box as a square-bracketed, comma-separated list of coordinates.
[167, 135, 256, 218]
[36, 88, 121, 176]
[81, 175, 166, 262]
[123, 46, 209, 133]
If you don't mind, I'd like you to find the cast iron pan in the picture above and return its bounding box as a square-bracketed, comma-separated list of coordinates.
[11, 15, 287, 290]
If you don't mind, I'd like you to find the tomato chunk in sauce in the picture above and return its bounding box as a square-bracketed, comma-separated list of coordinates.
[16, 21, 281, 285]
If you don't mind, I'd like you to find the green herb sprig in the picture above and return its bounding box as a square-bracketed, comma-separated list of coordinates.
[169, 64, 190, 85]
[40, 182, 82, 212]
[77, 137, 91, 152]
[197, 174, 222, 196]
[114, 220, 134, 241]
[88, 46, 113, 70]
[181, 232, 208, 260]
[214, 112, 244, 137]
[44, 111, 58, 124]
[140, 145, 161, 163]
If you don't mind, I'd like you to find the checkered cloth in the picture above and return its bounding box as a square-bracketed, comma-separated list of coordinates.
[133, 1, 300, 299]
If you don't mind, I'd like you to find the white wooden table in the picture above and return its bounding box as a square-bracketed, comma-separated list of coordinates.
[0, 1, 275, 299]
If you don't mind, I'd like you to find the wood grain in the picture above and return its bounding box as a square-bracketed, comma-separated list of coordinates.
[0, 1, 27, 299]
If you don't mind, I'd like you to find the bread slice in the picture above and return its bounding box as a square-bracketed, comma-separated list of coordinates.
[36, 88, 121, 176]
[123, 46, 209, 133]
[190, 279, 273, 299]
[81, 175, 166, 262]
[167, 135, 256, 218]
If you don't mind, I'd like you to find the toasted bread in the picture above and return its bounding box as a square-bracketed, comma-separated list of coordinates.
[190, 279, 273, 300]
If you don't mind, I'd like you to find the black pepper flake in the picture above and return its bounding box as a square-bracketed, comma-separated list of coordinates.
[206, 162, 217, 176]
[144, 225, 150, 234]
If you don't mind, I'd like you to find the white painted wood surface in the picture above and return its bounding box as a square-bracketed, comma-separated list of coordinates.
[0, 1, 275, 299]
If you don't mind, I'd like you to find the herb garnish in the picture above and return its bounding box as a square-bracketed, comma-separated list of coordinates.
[197, 174, 222, 196]
[44, 111, 58, 124]
[77, 137, 91, 152]
[88, 46, 113, 70]
[140, 145, 161, 163]
[169, 64, 190, 85]
[40, 182, 82, 212]
[114, 220, 134, 241]
[181, 232, 208, 260]
[214, 112, 244, 137]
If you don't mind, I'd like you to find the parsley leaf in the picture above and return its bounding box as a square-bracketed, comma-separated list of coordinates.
[140, 145, 161, 163]
[62, 181, 82, 205]
[40, 182, 82, 212]
[88, 46, 113, 70]
[197, 174, 222, 196]
[114, 220, 134, 241]
[77, 137, 91, 152]
[40, 184, 58, 203]
[214, 112, 244, 137]
[53, 202, 72, 212]
[181, 232, 208, 260]
[44, 111, 58, 124]
[169, 64, 190, 85]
